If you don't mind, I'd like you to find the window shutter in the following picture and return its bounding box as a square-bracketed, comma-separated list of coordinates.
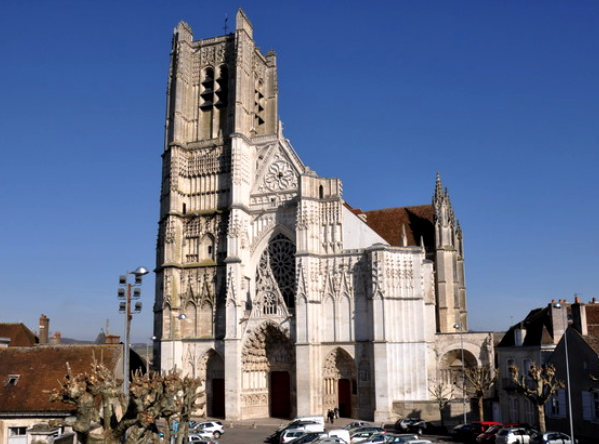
[582, 391, 592, 421]
[558, 389, 566, 418]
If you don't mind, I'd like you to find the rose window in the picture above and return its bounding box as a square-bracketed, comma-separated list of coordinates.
[264, 160, 296, 191]
[258, 233, 296, 309]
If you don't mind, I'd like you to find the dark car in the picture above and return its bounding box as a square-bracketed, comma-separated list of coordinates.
[476, 424, 504, 443]
[394, 419, 426, 435]
[452, 422, 502, 442]
[421, 422, 448, 436]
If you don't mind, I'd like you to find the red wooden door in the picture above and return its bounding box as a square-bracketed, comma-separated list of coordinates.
[270, 371, 291, 418]
[338, 379, 351, 417]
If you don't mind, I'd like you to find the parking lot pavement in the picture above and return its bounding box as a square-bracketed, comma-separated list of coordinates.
[191, 417, 458, 444]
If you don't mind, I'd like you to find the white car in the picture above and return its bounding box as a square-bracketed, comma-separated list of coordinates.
[186, 433, 219, 444]
[496, 427, 537, 444]
[192, 421, 225, 439]
[281, 430, 308, 444]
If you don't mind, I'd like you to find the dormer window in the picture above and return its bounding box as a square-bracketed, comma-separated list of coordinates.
[6, 375, 19, 386]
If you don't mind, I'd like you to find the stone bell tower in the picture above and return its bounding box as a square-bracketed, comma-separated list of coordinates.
[154, 9, 280, 375]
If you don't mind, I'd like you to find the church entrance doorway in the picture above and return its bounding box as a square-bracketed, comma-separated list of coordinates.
[270, 371, 291, 418]
[199, 350, 225, 418]
[241, 322, 296, 419]
[338, 378, 351, 417]
[211, 378, 225, 417]
[323, 348, 357, 418]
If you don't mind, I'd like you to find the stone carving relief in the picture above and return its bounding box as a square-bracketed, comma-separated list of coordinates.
[241, 322, 294, 372]
[264, 157, 296, 191]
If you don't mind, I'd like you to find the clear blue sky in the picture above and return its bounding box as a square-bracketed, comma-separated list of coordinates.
[1, 1, 598, 343]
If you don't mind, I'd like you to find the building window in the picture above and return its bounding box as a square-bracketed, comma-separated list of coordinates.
[5, 374, 19, 386]
[582, 390, 599, 421]
[548, 389, 566, 418]
[9, 427, 27, 436]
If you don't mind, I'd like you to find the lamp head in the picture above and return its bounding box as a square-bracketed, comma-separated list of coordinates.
[132, 266, 149, 277]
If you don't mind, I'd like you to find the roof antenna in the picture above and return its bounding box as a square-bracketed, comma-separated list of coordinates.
[223, 14, 229, 34]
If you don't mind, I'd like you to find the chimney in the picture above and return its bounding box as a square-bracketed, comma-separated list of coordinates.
[50, 331, 62, 344]
[105, 334, 121, 344]
[39, 314, 50, 344]
[549, 300, 568, 344]
[572, 300, 588, 336]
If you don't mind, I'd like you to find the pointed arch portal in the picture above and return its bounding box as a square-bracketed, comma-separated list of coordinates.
[241, 322, 296, 418]
[323, 348, 357, 418]
[199, 350, 225, 418]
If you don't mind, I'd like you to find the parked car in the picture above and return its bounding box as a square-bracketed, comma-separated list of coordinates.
[420, 422, 448, 436]
[452, 422, 502, 442]
[281, 430, 308, 444]
[395, 419, 426, 435]
[343, 421, 371, 431]
[192, 421, 225, 438]
[350, 429, 385, 444]
[288, 433, 326, 444]
[495, 426, 538, 444]
[476, 424, 505, 443]
[356, 433, 387, 444]
[185, 433, 219, 444]
[529, 432, 576, 444]
[383, 434, 420, 444]
[313, 438, 347, 444]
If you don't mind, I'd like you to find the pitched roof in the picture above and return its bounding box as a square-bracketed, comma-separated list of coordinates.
[354, 205, 435, 248]
[0, 323, 38, 346]
[582, 303, 599, 353]
[0, 344, 122, 414]
[497, 305, 558, 347]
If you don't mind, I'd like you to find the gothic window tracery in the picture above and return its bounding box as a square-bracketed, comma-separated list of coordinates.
[258, 233, 296, 309]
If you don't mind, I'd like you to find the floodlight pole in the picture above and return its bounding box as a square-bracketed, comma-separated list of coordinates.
[118, 266, 149, 400]
[454, 323, 467, 424]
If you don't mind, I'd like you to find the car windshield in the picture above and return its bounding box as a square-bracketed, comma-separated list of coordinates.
[497, 430, 509, 436]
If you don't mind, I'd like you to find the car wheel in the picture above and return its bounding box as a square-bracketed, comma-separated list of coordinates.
[213, 431, 221, 439]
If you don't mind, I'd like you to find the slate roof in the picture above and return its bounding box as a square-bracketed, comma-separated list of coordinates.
[0, 323, 39, 346]
[348, 204, 435, 248]
[497, 305, 558, 347]
[0, 344, 122, 414]
[582, 303, 599, 353]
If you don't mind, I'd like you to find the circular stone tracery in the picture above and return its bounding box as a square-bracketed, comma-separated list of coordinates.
[258, 233, 296, 308]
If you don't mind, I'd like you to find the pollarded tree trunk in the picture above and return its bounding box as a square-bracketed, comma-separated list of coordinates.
[509, 363, 563, 433]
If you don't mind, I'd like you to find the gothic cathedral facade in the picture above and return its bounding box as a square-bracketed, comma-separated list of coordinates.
[154, 9, 493, 421]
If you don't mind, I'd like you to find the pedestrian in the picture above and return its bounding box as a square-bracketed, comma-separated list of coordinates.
[334, 407, 339, 419]
[328, 409, 335, 424]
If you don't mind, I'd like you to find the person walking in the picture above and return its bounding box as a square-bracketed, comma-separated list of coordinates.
[327, 409, 335, 424]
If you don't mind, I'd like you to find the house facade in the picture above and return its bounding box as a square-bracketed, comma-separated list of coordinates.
[546, 300, 599, 444]
[153, 8, 493, 421]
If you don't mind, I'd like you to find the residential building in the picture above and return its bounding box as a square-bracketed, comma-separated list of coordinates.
[546, 299, 599, 444]
[495, 301, 568, 426]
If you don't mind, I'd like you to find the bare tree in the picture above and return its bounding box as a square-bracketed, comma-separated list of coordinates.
[428, 379, 453, 426]
[48, 357, 204, 444]
[509, 363, 564, 433]
[460, 367, 496, 421]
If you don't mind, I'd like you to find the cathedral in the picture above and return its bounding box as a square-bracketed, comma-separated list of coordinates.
[153, 9, 493, 421]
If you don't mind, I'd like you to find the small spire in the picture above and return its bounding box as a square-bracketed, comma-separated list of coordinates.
[401, 224, 408, 247]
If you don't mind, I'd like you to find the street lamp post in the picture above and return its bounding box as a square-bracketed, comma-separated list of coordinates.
[454, 323, 467, 424]
[118, 266, 149, 398]
[172, 313, 187, 370]
[553, 302, 574, 443]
